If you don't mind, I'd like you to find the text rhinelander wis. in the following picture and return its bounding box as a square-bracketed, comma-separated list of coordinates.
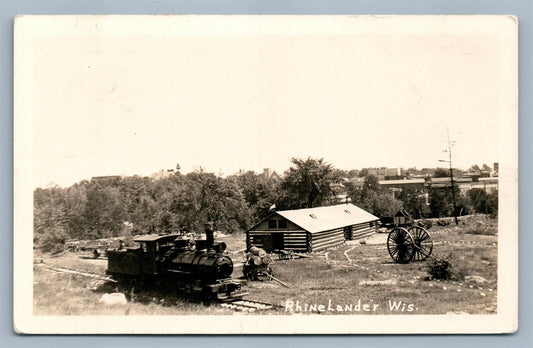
[284, 299, 417, 313]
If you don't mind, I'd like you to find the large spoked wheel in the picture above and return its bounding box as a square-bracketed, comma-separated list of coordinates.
[408, 226, 433, 261]
[387, 227, 415, 264]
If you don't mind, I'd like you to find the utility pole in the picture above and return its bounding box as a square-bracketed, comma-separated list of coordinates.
[439, 129, 459, 225]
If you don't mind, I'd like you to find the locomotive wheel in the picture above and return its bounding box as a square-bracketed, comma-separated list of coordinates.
[407, 226, 433, 261]
[387, 227, 415, 264]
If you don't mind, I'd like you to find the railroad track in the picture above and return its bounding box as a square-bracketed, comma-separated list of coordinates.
[38, 265, 117, 283]
[39, 264, 279, 312]
[219, 299, 279, 312]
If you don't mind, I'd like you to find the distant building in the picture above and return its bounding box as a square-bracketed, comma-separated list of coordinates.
[331, 178, 351, 203]
[91, 175, 122, 182]
[429, 177, 472, 187]
[379, 176, 497, 198]
[457, 177, 498, 194]
[366, 167, 403, 180]
[263, 168, 281, 180]
[379, 178, 427, 197]
[150, 169, 175, 180]
[479, 170, 492, 178]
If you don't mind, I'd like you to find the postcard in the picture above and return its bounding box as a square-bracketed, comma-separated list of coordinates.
[14, 15, 518, 334]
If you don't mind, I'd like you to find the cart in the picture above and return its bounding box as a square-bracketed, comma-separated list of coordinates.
[387, 226, 433, 263]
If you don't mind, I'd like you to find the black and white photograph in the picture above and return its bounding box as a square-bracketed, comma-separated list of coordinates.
[13, 15, 518, 334]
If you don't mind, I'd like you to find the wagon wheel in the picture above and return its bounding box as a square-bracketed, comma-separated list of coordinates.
[265, 266, 274, 280]
[407, 226, 433, 261]
[387, 227, 415, 264]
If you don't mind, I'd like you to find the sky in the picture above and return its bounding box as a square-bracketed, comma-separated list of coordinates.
[28, 16, 506, 188]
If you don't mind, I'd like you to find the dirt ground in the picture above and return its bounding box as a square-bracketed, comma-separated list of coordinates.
[33, 216, 498, 315]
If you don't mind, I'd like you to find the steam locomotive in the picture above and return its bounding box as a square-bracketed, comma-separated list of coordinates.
[106, 224, 246, 300]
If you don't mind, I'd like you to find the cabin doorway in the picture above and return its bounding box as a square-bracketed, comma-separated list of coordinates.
[271, 233, 285, 251]
[344, 226, 353, 240]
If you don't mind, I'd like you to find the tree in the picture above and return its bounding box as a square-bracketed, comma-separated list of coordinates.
[469, 164, 481, 173]
[397, 186, 429, 219]
[170, 170, 252, 233]
[34, 186, 67, 245]
[119, 176, 158, 234]
[433, 168, 450, 178]
[365, 191, 403, 218]
[358, 168, 369, 177]
[487, 189, 498, 217]
[349, 189, 402, 218]
[345, 173, 402, 217]
[363, 175, 380, 192]
[467, 188, 498, 216]
[349, 175, 380, 205]
[62, 183, 88, 239]
[278, 157, 338, 209]
[428, 187, 451, 218]
[233, 171, 278, 221]
[83, 182, 127, 238]
[466, 188, 488, 213]
[39, 225, 69, 254]
[428, 186, 469, 218]
[347, 169, 360, 178]
[405, 167, 421, 176]
[332, 169, 348, 178]
[482, 163, 492, 171]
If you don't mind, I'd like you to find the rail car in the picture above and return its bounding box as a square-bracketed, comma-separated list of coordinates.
[380, 209, 414, 227]
[106, 224, 246, 300]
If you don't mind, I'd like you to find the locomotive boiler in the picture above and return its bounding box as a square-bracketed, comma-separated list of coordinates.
[106, 223, 246, 300]
[167, 247, 233, 280]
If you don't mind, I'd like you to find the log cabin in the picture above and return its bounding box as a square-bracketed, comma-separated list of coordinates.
[246, 203, 379, 253]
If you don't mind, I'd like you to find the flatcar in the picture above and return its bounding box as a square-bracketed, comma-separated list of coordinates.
[106, 224, 246, 300]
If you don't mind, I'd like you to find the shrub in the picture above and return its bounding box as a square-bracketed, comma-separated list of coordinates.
[427, 254, 453, 280]
[436, 219, 450, 226]
[40, 226, 69, 254]
[464, 223, 497, 236]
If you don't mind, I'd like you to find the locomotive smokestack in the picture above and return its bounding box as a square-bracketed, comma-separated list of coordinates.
[204, 222, 214, 250]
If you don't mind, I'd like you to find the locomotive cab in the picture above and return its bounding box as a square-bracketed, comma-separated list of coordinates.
[106, 234, 180, 277]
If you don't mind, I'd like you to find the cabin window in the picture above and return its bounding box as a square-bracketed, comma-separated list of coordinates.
[268, 220, 277, 229]
[309, 214, 318, 219]
[278, 219, 287, 229]
[344, 209, 351, 214]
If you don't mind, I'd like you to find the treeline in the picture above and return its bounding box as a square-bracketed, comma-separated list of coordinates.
[34, 170, 270, 251]
[34, 157, 498, 252]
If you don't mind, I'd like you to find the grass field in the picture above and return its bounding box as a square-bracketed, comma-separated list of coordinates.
[33, 216, 498, 315]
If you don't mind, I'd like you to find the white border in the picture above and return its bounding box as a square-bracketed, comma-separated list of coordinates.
[13, 15, 518, 334]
